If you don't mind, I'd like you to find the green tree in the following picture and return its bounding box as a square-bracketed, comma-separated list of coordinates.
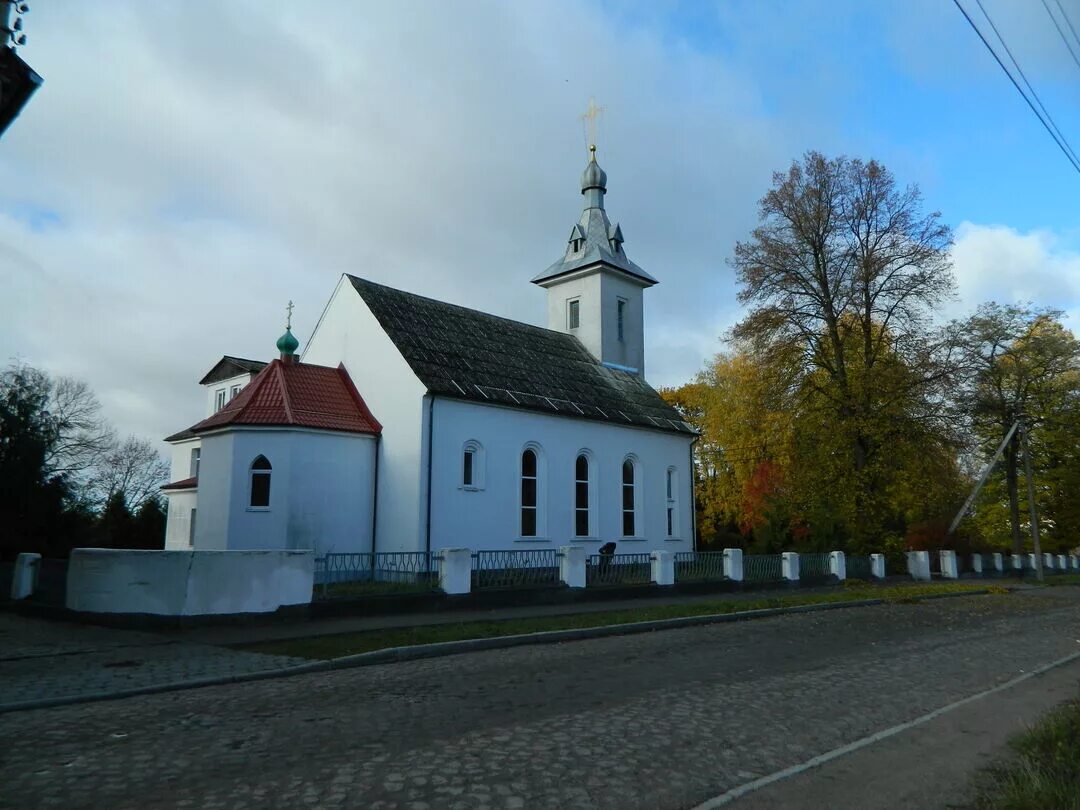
[957, 305, 1080, 552]
[731, 152, 956, 545]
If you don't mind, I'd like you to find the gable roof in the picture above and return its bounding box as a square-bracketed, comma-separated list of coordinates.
[181, 359, 381, 437]
[198, 356, 269, 386]
[348, 276, 694, 435]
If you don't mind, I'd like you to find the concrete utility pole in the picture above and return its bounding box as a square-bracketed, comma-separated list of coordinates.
[1019, 419, 1044, 582]
[947, 420, 1020, 536]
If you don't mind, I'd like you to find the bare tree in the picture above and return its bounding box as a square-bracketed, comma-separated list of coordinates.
[91, 436, 169, 511]
[45, 376, 115, 479]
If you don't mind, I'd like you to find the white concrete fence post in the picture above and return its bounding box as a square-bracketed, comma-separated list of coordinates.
[438, 548, 472, 595]
[1057, 554, 1068, 572]
[558, 546, 586, 589]
[829, 551, 846, 581]
[1011, 554, 1023, 573]
[1028, 553, 1039, 572]
[940, 550, 959, 579]
[992, 553, 1004, 574]
[651, 550, 675, 586]
[1044, 553, 1056, 571]
[781, 552, 800, 583]
[1071, 555, 1080, 571]
[870, 553, 886, 580]
[10, 552, 41, 600]
[723, 548, 744, 582]
[971, 554, 983, 575]
[907, 551, 931, 581]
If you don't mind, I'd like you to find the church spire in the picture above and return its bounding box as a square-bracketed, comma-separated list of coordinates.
[580, 145, 607, 210]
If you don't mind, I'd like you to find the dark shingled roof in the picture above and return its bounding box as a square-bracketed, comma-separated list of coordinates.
[199, 356, 269, 386]
[348, 276, 694, 435]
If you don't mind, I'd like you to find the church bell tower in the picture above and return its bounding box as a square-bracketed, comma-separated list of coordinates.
[531, 143, 657, 377]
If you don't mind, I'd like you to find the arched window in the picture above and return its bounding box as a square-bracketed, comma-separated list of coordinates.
[622, 458, 637, 537]
[575, 454, 590, 537]
[666, 467, 678, 538]
[249, 455, 272, 508]
[461, 440, 484, 489]
[521, 448, 538, 537]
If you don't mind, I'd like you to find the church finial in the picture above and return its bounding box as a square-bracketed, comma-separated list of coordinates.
[277, 301, 300, 362]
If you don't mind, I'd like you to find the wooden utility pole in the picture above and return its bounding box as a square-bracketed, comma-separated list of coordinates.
[1019, 419, 1044, 583]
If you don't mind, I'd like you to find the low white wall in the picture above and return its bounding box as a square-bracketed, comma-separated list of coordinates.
[66, 548, 314, 616]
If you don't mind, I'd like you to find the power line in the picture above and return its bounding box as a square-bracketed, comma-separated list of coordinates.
[951, 0, 1080, 175]
[974, 0, 1080, 167]
[1046, 0, 1080, 72]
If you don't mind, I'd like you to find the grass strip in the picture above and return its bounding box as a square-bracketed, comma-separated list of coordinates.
[973, 699, 1080, 810]
[242, 582, 991, 660]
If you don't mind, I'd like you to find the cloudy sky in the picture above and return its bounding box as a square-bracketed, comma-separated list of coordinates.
[3, 0, 1079, 446]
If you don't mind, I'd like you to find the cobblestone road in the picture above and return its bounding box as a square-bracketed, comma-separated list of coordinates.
[0, 614, 304, 708]
[3, 589, 1079, 809]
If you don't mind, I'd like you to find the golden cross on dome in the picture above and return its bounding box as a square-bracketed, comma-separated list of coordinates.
[580, 98, 605, 154]
[286, 300, 294, 329]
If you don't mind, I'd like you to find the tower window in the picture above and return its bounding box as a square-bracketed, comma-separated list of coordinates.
[567, 299, 580, 330]
[617, 299, 626, 342]
[189, 447, 201, 479]
[249, 455, 272, 508]
[215, 388, 226, 411]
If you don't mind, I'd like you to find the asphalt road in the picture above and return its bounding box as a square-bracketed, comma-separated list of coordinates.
[2, 588, 1079, 810]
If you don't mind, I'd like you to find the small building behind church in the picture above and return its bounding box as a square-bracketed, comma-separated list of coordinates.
[161, 147, 697, 558]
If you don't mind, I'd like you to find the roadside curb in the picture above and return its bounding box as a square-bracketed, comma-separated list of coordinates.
[0, 587, 994, 715]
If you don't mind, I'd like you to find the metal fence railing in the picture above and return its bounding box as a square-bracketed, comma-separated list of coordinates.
[743, 554, 783, 583]
[846, 555, 873, 580]
[314, 552, 439, 598]
[673, 551, 727, 583]
[471, 549, 561, 590]
[586, 553, 652, 587]
[799, 553, 832, 581]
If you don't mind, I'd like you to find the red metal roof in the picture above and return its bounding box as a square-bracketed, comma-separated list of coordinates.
[161, 477, 198, 491]
[185, 360, 382, 436]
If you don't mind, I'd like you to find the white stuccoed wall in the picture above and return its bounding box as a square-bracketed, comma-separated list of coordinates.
[66, 548, 314, 615]
[303, 276, 428, 553]
[428, 397, 694, 553]
[163, 489, 198, 549]
[195, 427, 376, 554]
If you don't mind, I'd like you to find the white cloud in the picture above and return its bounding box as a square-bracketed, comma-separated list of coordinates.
[949, 222, 1080, 327]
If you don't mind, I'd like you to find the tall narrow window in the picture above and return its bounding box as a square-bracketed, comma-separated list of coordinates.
[461, 441, 484, 489]
[215, 388, 227, 411]
[666, 468, 677, 537]
[617, 299, 626, 342]
[463, 448, 474, 487]
[249, 455, 272, 508]
[575, 454, 590, 537]
[567, 299, 580, 330]
[521, 449, 538, 536]
[622, 458, 636, 536]
[189, 447, 201, 479]
[188, 508, 197, 546]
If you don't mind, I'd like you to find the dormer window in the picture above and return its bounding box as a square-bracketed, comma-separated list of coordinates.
[215, 388, 226, 411]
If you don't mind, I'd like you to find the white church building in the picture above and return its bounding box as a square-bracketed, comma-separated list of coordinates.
[161, 147, 697, 558]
